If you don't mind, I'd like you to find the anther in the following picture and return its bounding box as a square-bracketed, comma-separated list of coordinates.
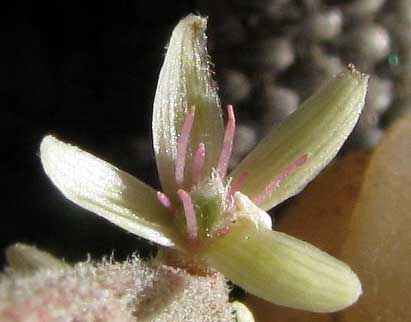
[217, 105, 236, 178]
[177, 189, 199, 240]
[157, 191, 174, 211]
[252, 154, 309, 205]
[176, 106, 196, 186]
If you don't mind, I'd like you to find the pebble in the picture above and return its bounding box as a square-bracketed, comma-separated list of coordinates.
[349, 24, 391, 64]
[260, 85, 299, 130]
[306, 9, 343, 41]
[366, 76, 393, 114]
[219, 69, 252, 104]
[253, 38, 295, 72]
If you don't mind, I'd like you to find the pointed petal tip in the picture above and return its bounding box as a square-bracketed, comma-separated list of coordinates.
[347, 269, 363, 307]
[340, 63, 370, 86]
[40, 134, 56, 154]
[177, 14, 208, 32]
[153, 13, 224, 196]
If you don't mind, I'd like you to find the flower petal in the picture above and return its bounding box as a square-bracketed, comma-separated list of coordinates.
[230, 66, 369, 211]
[40, 135, 180, 248]
[231, 301, 256, 322]
[6, 243, 70, 273]
[202, 220, 362, 313]
[152, 15, 224, 196]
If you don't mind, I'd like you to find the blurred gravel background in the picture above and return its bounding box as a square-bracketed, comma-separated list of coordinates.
[2, 0, 410, 267]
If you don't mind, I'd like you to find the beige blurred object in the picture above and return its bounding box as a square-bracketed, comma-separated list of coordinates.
[278, 151, 370, 256]
[243, 151, 370, 322]
[245, 295, 333, 322]
[338, 115, 411, 322]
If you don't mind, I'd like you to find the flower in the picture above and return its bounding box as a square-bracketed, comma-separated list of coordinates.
[40, 15, 369, 313]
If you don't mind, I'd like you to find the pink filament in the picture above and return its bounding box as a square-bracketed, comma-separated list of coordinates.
[230, 171, 250, 195]
[177, 189, 199, 240]
[252, 154, 309, 205]
[217, 105, 236, 178]
[192, 143, 206, 185]
[157, 191, 174, 211]
[176, 106, 196, 186]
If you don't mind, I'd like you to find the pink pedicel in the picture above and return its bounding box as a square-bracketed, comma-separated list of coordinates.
[217, 105, 236, 178]
[252, 154, 309, 205]
[177, 189, 199, 240]
[157, 191, 174, 211]
[176, 106, 196, 186]
[192, 142, 206, 185]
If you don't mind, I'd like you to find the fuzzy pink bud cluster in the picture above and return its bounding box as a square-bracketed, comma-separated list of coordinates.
[0, 257, 234, 322]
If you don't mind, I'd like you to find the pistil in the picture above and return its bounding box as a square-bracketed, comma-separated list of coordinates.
[176, 106, 196, 186]
[217, 105, 236, 178]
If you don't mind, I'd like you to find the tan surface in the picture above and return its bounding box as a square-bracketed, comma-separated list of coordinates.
[278, 151, 370, 256]
[244, 152, 371, 322]
[338, 116, 411, 322]
[245, 295, 334, 322]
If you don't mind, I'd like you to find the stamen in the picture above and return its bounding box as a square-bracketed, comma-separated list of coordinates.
[157, 191, 174, 211]
[230, 171, 250, 195]
[176, 106, 196, 186]
[192, 143, 206, 185]
[217, 104, 236, 178]
[177, 189, 199, 240]
[253, 154, 309, 205]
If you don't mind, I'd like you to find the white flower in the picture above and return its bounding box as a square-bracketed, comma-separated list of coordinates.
[40, 15, 368, 313]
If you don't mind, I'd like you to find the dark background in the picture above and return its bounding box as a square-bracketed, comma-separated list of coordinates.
[1, 1, 205, 267]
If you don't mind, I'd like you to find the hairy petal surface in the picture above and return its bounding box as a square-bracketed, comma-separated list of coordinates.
[152, 15, 224, 196]
[6, 243, 70, 273]
[231, 67, 369, 211]
[40, 135, 180, 248]
[202, 221, 362, 313]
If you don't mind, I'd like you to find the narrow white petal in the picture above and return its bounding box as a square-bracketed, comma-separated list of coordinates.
[152, 15, 224, 196]
[40, 135, 179, 248]
[231, 67, 369, 211]
[203, 221, 362, 313]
